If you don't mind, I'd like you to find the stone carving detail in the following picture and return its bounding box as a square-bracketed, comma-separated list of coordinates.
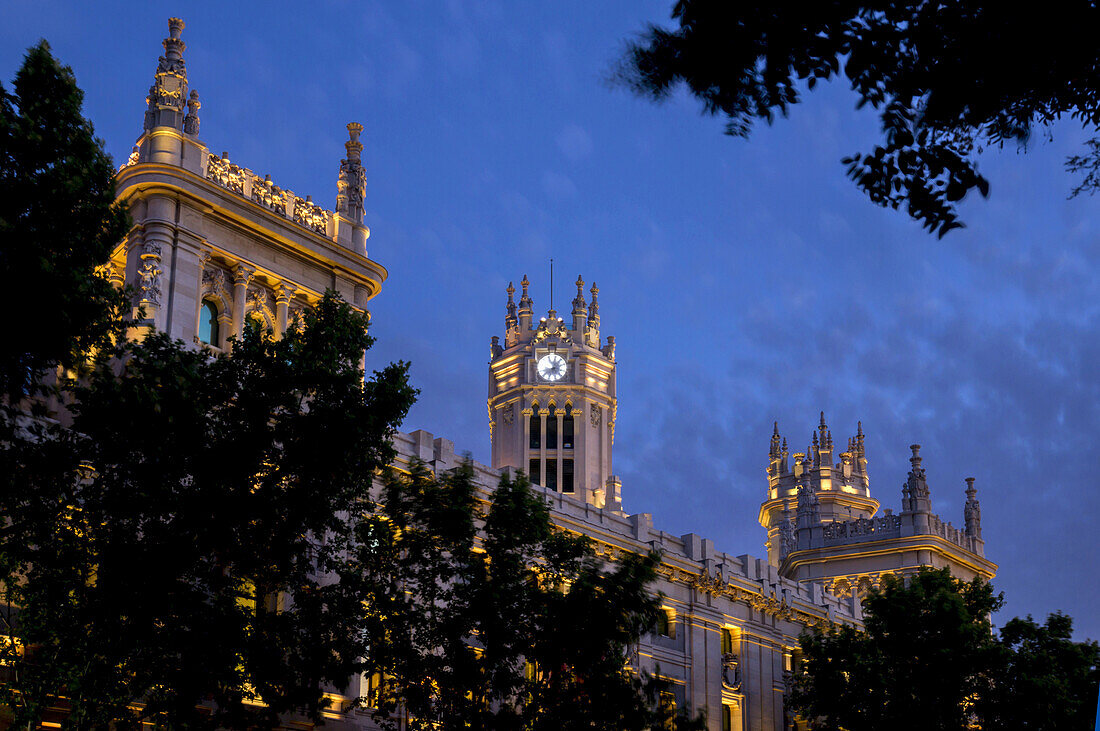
[590, 403, 601, 427]
[502, 403, 515, 426]
[201, 264, 228, 299]
[144, 18, 190, 132]
[722, 652, 741, 691]
[246, 285, 274, 327]
[137, 240, 163, 307]
[964, 477, 982, 539]
[337, 123, 366, 222]
[206, 151, 333, 237]
[252, 175, 288, 214]
[183, 90, 200, 135]
[778, 516, 796, 559]
[822, 514, 902, 541]
[293, 196, 328, 234]
[138, 259, 162, 306]
[207, 153, 246, 194]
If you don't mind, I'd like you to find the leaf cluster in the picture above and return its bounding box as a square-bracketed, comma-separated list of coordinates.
[790, 567, 1099, 731]
[0, 292, 417, 729]
[354, 466, 704, 731]
[0, 41, 130, 400]
[618, 1, 1100, 236]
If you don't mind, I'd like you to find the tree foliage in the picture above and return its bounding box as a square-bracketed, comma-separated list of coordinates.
[355, 465, 705, 731]
[790, 568, 1099, 731]
[0, 41, 130, 400]
[617, 2, 1100, 236]
[0, 293, 417, 729]
[979, 612, 1100, 731]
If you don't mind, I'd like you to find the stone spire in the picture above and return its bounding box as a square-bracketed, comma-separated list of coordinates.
[964, 477, 982, 539]
[144, 18, 191, 132]
[571, 275, 588, 331]
[518, 275, 533, 330]
[902, 444, 931, 513]
[585, 281, 602, 347]
[337, 123, 366, 224]
[504, 281, 519, 347]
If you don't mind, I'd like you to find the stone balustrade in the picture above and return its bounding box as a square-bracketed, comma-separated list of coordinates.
[821, 510, 975, 552]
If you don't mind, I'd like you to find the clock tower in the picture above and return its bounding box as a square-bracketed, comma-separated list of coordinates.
[489, 275, 621, 511]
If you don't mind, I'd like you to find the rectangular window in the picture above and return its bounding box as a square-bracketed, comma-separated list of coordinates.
[562, 459, 574, 493]
[721, 628, 734, 654]
[529, 458, 541, 485]
[563, 413, 574, 448]
[547, 414, 558, 449]
[546, 459, 557, 491]
[529, 413, 540, 449]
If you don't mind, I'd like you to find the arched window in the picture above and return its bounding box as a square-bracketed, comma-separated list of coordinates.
[198, 299, 219, 345]
[546, 403, 558, 449]
[562, 404, 574, 449]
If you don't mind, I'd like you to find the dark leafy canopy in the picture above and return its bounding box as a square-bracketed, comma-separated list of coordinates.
[790, 568, 1099, 731]
[617, 2, 1100, 236]
[791, 568, 1002, 731]
[355, 465, 705, 731]
[979, 613, 1100, 731]
[0, 293, 417, 730]
[0, 41, 130, 400]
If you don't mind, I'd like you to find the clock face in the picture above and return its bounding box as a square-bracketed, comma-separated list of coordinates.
[537, 353, 568, 382]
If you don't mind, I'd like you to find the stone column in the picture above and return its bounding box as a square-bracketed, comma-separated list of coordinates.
[274, 283, 295, 338]
[232, 264, 255, 341]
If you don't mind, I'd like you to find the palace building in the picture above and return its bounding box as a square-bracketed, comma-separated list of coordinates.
[106, 19, 996, 731]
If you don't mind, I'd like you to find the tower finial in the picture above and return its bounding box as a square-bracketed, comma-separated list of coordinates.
[144, 18, 191, 132]
[820, 411, 826, 428]
[571, 274, 588, 330]
[336, 123, 366, 223]
[964, 477, 982, 538]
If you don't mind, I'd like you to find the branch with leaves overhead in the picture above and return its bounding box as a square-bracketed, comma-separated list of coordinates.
[616, 1, 1100, 236]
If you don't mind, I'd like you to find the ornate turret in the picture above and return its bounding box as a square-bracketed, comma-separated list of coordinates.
[760, 415, 879, 566]
[488, 275, 617, 510]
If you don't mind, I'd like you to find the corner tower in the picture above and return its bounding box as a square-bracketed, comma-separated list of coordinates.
[759, 414, 879, 565]
[489, 275, 620, 510]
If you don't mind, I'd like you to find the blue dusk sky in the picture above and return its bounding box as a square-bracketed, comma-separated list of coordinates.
[3, 2, 1097, 638]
